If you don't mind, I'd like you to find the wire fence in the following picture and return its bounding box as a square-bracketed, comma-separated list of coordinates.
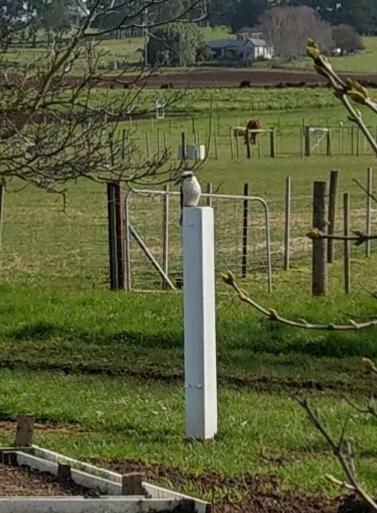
[125, 189, 272, 292]
[0, 167, 376, 291]
[124, 121, 377, 160]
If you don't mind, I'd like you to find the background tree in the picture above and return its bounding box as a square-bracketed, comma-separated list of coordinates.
[0, 0, 205, 193]
[229, 0, 267, 31]
[332, 24, 365, 54]
[147, 22, 208, 66]
[277, 0, 377, 35]
[259, 5, 333, 61]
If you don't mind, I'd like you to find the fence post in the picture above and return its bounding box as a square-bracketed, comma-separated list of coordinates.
[304, 126, 311, 157]
[246, 129, 251, 159]
[107, 183, 120, 290]
[206, 183, 213, 207]
[327, 170, 339, 263]
[181, 131, 186, 161]
[270, 128, 276, 158]
[115, 183, 125, 290]
[162, 185, 170, 289]
[312, 181, 328, 296]
[235, 133, 240, 159]
[300, 127, 304, 159]
[284, 177, 291, 270]
[241, 183, 249, 278]
[229, 128, 234, 159]
[157, 127, 161, 160]
[366, 167, 373, 257]
[356, 127, 360, 157]
[145, 131, 150, 160]
[343, 192, 351, 294]
[0, 183, 5, 251]
[124, 193, 131, 291]
[214, 132, 218, 160]
[183, 207, 217, 441]
[121, 129, 126, 161]
[326, 129, 332, 156]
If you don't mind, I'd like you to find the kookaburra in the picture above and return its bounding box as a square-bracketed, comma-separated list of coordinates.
[176, 171, 201, 226]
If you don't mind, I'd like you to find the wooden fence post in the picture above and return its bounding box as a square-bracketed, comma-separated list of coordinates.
[270, 128, 276, 158]
[162, 185, 169, 289]
[246, 130, 251, 159]
[145, 131, 150, 160]
[326, 129, 332, 156]
[229, 128, 234, 159]
[312, 181, 328, 296]
[107, 182, 124, 290]
[284, 176, 291, 270]
[206, 183, 213, 207]
[304, 126, 311, 157]
[235, 133, 240, 159]
[0, 183, 5, 251]
[366, 167, 373, 257]
[327, 170, 339, 263]
[181, 131, 186, 161]
[214, 132, 218, 160]
[157, 127, 161, 160]
[241, 183, 249, 278]
[300, 127, 304, 159]
[343, 193, 351, 294]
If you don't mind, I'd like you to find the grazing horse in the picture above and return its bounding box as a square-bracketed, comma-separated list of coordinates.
[245, 119, 261, 145]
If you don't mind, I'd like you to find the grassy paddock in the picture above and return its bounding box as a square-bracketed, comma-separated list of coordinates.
[1, 86, 377, 502]
[0, 366, 377, 498]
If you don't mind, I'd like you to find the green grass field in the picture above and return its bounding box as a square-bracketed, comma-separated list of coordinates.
[290, 37, 377, 73]
[1, 84, 377, 508]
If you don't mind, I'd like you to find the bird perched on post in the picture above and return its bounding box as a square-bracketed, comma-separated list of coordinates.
[176, 171, 201, 226]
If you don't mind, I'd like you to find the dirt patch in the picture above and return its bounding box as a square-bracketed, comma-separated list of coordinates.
[97, 68, 377, 89]
[105, 459, 343, 513]
[0, 462, 87, 496]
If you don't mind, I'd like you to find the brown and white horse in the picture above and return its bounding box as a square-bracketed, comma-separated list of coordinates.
[245, 119, 261, 145]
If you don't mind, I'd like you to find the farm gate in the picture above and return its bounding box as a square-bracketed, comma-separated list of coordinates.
[123, 188, 273, 292]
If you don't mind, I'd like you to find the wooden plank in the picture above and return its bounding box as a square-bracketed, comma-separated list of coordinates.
[31, 446, 208, 505]
[15, 452, 121, 495]
[32, 446, 122, 482]
[26, 446, 210, 510]
[0, 497, 194, 513]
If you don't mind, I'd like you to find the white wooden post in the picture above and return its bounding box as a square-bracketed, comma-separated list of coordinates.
[183, 207, 217, 440]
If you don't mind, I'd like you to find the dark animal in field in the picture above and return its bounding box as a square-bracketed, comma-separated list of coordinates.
[245, 119, 261, 145]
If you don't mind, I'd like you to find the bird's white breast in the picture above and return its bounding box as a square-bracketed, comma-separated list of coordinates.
[182, 177, 201, 207]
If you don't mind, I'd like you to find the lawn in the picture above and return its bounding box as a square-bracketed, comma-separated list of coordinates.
[289, 36, 377, 73]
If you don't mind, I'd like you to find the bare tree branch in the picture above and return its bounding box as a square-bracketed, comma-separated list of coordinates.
[298, 398, 377, 512]
[307, 228, 377, 246]
[222, 271, 377, 331]
[306, 39, 377, 157]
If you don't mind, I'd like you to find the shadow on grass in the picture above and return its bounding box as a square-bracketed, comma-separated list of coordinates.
[9, 322, 181, 349]
[8, 321, 377, 359]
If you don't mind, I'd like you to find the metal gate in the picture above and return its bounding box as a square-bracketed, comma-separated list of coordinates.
[124, 189, 272, 292]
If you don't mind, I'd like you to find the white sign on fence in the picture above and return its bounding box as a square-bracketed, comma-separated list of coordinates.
[183, 207, 218, 440]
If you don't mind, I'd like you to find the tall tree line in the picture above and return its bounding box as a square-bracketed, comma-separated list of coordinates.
[208, 0, 377, 34]
[3, 0, 377, 34]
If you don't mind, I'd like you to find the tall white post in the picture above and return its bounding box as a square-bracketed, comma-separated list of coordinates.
[183, 207, 217, 440]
